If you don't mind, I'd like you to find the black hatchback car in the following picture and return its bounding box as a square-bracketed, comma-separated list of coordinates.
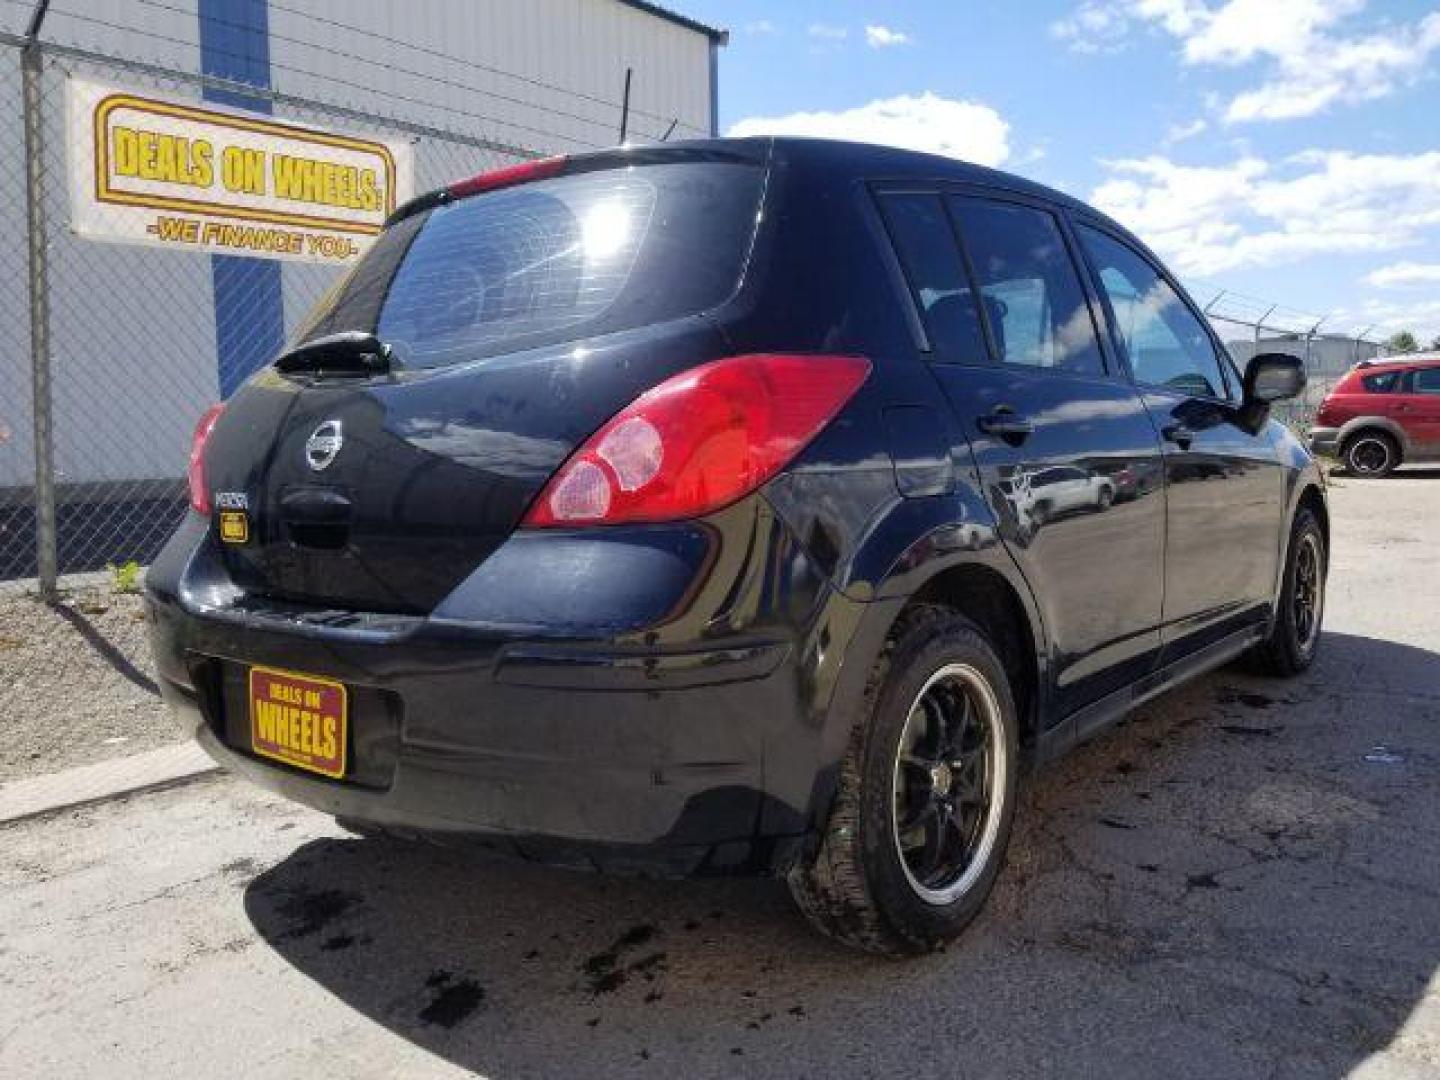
[148, 138, 1328, 954]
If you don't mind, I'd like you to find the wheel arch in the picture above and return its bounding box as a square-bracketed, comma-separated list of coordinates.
[1270, 470, 1330, 612]
[1297, 483, 1329, 553]
[804, 542, 1049, 842]
[905, 563, 1043, 749]
[1338, 416, 1409, 459]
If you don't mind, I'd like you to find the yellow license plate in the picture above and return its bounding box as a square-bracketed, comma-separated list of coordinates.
[249, 666, 347, 779]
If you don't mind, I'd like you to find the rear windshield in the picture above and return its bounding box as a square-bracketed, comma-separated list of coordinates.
[293, 161, 765, 369]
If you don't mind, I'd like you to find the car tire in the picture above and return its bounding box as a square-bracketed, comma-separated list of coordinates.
[786, 605, 1020, 955]
[1247, 507, 1326, 677]
[1342, 430, 1399, 477]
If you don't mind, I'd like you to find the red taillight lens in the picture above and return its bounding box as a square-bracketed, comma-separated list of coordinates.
[523, 354, 871, 528]
[187, 403, 225, 515]
[447, 155, 567, 199]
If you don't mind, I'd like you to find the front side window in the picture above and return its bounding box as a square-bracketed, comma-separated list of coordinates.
[876, 192, 991, 365]
[1078, 225, 1230, 399]
[1413, 368, 1440, 394]
[948, 198, 1107, 377]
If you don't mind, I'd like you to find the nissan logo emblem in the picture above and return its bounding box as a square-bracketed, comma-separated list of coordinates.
[305, 420, 344, 471]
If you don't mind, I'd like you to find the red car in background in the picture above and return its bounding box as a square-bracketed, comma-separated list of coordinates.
[1311, 354, 1440, 476]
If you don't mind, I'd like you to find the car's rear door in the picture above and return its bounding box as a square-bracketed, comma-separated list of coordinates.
[875, 188, 1167, 718]
[1072, 220, 1286, 658]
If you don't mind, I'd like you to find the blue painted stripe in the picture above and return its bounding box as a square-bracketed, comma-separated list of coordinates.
[198, 0, 284, 398]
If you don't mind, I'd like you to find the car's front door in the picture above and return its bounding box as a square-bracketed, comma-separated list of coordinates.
[875, 189, 1167, 719]
[1074, 221, 1286, 658]
[1396, 366, 1440, 455]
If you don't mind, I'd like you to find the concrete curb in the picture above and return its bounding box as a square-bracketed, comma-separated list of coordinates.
[0, 742, 220, 826]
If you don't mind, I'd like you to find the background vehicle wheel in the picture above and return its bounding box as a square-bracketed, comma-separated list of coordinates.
[787, 606, 1020, 955]
[1247, 507, 1326, 677]
[1097, 485, 1114, 509]
[1343, 431, 1399, 477]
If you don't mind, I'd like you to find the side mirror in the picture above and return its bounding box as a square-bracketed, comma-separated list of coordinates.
[1244, 352, 1306, 404]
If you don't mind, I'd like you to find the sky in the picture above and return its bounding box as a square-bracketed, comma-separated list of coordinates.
[680, 0, 1440, 342]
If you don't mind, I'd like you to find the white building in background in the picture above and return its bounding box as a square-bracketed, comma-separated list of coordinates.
[0, 0, 723, 576]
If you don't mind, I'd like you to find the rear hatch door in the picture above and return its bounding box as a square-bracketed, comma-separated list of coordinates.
[204, 150, 769, 612]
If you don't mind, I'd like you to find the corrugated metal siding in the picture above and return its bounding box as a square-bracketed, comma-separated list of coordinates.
[264, 0, 712, 153]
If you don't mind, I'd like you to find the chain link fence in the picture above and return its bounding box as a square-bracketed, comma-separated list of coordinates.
[1, 31, 530, 588]
[1196, 286, 1382, 432]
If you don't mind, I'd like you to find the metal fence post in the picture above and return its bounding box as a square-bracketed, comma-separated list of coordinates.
[21, 6, 57, 597]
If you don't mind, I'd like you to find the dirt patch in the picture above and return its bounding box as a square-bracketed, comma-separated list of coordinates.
[0, 585, 177, 781]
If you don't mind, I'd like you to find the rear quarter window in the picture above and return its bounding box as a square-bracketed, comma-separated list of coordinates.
[1361, 371, 1401, 393]
[293, 161, 765, 369]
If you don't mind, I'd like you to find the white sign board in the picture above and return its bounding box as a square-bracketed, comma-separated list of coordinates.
[66, 77, 414, 264]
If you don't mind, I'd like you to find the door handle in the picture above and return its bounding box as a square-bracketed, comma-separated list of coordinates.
[977, 410, 1035, 443]
[1162, 423, 1194, 449]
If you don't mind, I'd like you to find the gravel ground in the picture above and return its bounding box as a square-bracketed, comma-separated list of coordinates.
[1, 475, 1437, 1079]
[0, 579, 171, 781]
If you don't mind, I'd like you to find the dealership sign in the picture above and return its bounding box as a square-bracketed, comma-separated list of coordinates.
[66, 78, 413, 264]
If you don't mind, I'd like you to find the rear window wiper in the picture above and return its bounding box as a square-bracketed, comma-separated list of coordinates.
[274, 331, 392, 376]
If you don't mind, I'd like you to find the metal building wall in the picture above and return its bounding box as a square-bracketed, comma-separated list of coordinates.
[4, 0, 716, 495]
[265, 0, 716, 152]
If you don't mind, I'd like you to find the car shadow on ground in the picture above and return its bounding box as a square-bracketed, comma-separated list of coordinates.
[244, 631, 1440, 1078]
[1332, 467, 1440, 480]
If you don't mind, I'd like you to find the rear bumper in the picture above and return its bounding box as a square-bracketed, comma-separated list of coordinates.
[146, 503, 880, 876]
[1308, 427, 1340, 457]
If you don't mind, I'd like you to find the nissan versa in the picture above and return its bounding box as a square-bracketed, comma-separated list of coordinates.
[148, 138, 1328, 954]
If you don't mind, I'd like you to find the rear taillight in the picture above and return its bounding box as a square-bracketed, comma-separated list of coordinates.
[447, 156, 567, 199]
[523, 354, 871, 528]
[187, 403, 225, 515]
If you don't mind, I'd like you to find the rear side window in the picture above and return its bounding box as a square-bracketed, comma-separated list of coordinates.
[876, 192, 990, 365]
[1361, 370, 1401, 393]
[294, 162, 764, 368]
[948, 198, 1107, 377]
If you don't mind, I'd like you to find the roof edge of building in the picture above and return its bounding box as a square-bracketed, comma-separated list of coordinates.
[613, 0, 728, 44]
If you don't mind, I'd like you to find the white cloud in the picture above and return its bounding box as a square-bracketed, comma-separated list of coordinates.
[807, 23, 848, 40]
[1090, 149, 1440, 276]
[1365, 262, 1440, 289]
[1331, 296, 1440, 340]
[864, 24, 912, 48]
[728, 93, 1011, 167]
[1163, 118, 1208, 144]
[1050, 1, 1134, 53]
[744, 19, 777, 36]
[1052, 0, 1440, 122]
